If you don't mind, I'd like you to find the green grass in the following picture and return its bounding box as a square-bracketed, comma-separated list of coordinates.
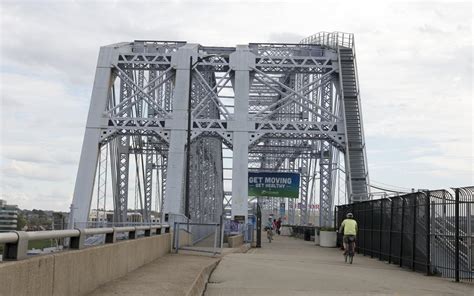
[0, 240, 55, 254]
[28, 239, 55, 250]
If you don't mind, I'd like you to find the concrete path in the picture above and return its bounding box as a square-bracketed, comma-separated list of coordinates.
[205, 234, 473, 296]
[89, 254, 219, 296]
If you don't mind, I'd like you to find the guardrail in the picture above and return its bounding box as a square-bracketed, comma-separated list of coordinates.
[287, 225, 318, 241]
[0, 224, 170, 260]
[300, 31, 354, 49]
[72, 221, 164, 228]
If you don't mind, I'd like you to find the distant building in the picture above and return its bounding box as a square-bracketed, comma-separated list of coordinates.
[88, 209, 160, 224]
[89, 209, 113, 223]
[0, 199, 18, 232]
[150, 215, 160, 224]
[127, 211, 142, 223]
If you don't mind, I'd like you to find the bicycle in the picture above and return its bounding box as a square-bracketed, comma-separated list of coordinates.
[265, 227, 273, 243]
[344, 236, 356, 264]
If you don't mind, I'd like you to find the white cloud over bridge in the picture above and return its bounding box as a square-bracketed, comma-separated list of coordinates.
[0, 0, 472, 210]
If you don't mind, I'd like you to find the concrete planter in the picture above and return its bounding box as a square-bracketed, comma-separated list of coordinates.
[314, 232, 320, 246]
[319, 231, 337, 247]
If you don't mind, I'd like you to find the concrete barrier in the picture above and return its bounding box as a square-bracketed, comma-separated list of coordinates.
[227, 234, 244, 248]
[0, 255, 54, 296]
[0, 233, 171, 296]
[319, 231, 337, 247]
[186, 259, 220, 296]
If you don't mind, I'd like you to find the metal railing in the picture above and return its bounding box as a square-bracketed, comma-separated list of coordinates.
[72, 221, 163, 228]
[224, 220, 243, 234]
[336, 187, 473, 283]
[223, 220, 254, 243]
[0, 224, 169, 260]
[300, 31, 354, 49]
[287, 225, 318, 241]
[173, 222, 222, 255]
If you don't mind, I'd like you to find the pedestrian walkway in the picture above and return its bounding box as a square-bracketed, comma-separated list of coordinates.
[89, 254, 219, 296]
[205, 234, 473, 295]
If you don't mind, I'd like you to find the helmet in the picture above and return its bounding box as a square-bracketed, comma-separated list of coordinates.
[346, 213, 353, 218]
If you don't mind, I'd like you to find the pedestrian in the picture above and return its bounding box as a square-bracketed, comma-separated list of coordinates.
[276, 217, 282, 235]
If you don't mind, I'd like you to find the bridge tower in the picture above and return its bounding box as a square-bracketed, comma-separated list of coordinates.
[69, 32, 369, 228]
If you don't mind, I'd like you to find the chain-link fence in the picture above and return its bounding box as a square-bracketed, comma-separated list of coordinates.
[336, 187, 473, 283]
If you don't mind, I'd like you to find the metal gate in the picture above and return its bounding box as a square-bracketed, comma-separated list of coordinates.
[173, 222, 223, 255]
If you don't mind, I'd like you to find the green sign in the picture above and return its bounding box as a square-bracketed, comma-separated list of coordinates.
[248, 172, 300, 198]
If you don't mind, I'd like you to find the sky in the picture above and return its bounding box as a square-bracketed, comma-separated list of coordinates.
[0, 0, 472, 211]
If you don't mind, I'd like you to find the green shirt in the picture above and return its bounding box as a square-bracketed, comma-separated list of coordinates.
[340, 219, 358, 236]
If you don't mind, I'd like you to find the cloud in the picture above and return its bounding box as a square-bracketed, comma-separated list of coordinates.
[267, 32, 306, 43]
[2, 145, 78, 165]
[0, 0, 472, 211]
[2, 160, 69, 182]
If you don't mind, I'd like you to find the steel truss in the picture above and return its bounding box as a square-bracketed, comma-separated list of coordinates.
[70, 32, 369, 228]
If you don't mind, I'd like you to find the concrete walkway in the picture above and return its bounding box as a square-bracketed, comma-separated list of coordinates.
[205, 234, 473, 296]
[89, 254, 219, 296]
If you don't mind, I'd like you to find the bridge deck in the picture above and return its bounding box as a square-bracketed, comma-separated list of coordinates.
[206, 234, 472, 295]
[86, 234, 472, 295]
[89, 254, 219, 296]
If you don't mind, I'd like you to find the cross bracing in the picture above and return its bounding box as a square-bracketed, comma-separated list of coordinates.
[69, 32, 370, 228]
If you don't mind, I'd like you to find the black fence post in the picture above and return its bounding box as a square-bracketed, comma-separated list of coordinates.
[388, 198, 393, 264]
[425, 191, 431, 276]
[256, 201, 261, 248]
[335, 206, 338, 247]
[400, 197, 405, 267]
[454, 188, 460, 282]
[360, 202, 365, 256]
[412, 195, 417, 271]
[379, 200, 383, 260]
[354, 203, 359, 254]
[371, 202, 374, 258]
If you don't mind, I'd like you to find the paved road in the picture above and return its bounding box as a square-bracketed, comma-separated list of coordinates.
[205, 234, 473, 295]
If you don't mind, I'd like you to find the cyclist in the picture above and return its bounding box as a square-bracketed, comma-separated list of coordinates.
[339, 212, 358, 255]
[265, 217, 274, 243]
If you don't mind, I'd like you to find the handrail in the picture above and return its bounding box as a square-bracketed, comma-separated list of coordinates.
[0, 224, 170, 260]
[300, 31, 354, 49]
[0, 232, 18, 244]
[73, 221, 164, 228]
[25, 229, 80, 241]
[167, 212, 190, 222]
[83, 227, 114, 235]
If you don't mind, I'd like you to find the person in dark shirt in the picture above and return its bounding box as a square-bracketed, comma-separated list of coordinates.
[276, 218, 282, 235]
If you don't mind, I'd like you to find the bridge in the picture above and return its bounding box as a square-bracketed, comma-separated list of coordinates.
[68, 31, 369, 229]
[1, 225, 472, 295]
[1, 32, 473, 295]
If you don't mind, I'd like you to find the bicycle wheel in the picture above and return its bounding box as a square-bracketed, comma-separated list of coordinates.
[349, 243, 354, 264]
